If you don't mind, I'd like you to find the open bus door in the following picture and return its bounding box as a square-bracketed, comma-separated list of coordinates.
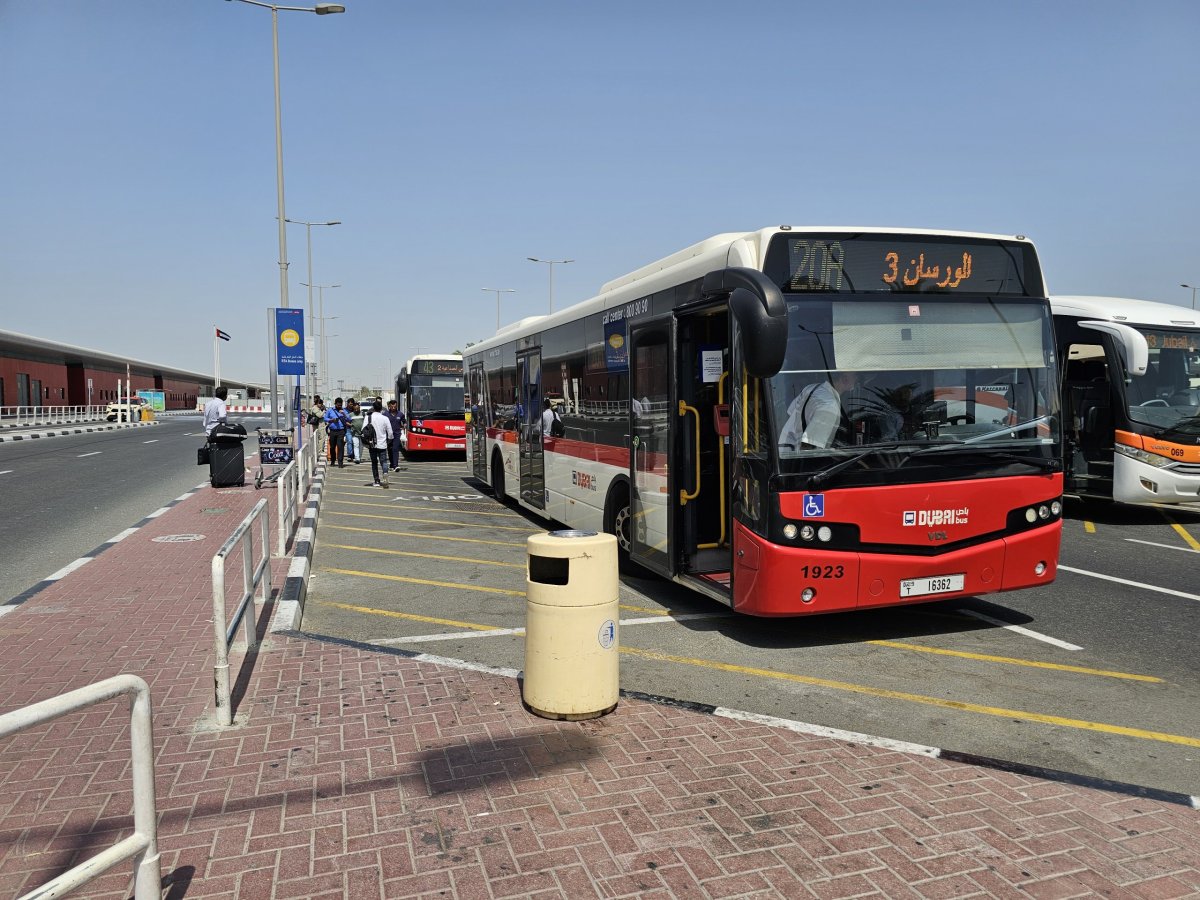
[468, 361, 487, 483]
[517, 349, 545, 510]
[628, 319, 674, 577]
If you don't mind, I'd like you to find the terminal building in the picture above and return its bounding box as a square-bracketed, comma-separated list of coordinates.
[0, 328, 260, 411]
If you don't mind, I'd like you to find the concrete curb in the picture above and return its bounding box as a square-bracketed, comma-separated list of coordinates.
[270, 456, 326, 634]
[0, 420, 158, 442]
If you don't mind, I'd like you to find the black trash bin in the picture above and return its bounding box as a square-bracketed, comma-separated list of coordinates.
[208, 423, 248, 488]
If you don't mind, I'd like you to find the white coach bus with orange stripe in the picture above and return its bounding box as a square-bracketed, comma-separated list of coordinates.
[466, 228, 1065, 616]
[1053, 296, 1200, 505]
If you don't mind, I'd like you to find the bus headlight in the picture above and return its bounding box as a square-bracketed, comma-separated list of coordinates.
[800, 525, 815, 541]
[1114, 443, 1175, 468]
[783, 523, 798, 540]
[1025, 508, 1037, 523]
[1038, 505, 1050, 520]
[817, 526, 833, 542]
[1050, 500, 1061, 516]
[801, 588, 816, 603]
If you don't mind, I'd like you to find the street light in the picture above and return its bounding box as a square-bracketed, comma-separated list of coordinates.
[527, 257, 574, 314]
[482, 287, 515, 330]
[1182, 284, 1198, 310]
[226, 0, 345, 429]
[301, 283, 340, 395]
[286, 217, 341, 403]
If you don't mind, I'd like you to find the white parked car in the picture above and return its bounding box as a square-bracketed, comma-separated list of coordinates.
[105, 397, 149, 422]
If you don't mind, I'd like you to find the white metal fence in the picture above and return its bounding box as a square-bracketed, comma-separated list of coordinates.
[211, 499, 270, 727]
[274, 437, 316, 557]
[0, 674, 161, 900]
[0, 405, 108, 427]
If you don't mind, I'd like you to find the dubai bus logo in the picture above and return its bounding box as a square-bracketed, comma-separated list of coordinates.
[904, 508, 969, 526]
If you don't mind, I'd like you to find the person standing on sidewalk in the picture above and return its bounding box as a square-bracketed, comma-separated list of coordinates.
[384, 399, 405, 472]
[365, 400, 394, 487]
[323, 397, 349, 467]
[203, 386, 229, 438]
[348, 400, 365, 464]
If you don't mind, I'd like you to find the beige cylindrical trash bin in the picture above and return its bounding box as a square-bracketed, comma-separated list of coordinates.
[523, 530, 619, 720]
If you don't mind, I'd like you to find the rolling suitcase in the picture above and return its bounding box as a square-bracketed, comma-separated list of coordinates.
[209, 441, 246, 487]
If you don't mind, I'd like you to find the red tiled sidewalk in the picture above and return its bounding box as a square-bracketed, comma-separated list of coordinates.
[0, 482, 1197, 899]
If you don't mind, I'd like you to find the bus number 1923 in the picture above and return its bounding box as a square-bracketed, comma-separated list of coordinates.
[799, 564, 844, 578]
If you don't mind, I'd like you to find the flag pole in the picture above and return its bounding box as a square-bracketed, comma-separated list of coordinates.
[214, 326, 222, 388]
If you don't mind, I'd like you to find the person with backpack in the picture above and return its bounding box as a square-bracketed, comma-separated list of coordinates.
[541, 398, 564, 442]
[323, 397, 349, 467]
[362, 399, 394, 487]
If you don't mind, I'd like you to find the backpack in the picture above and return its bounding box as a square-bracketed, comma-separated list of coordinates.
[549, 408, 565, 437]
[307, 411, 321, 427]
[361, 414, 377, 446]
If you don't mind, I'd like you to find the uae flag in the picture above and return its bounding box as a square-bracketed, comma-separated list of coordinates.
[215, 328, 231, 341]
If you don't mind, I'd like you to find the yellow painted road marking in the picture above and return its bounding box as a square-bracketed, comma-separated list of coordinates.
[325, 543, 524, 568]
[619, 646, 1200, 748]
[1163, 513, 1200, 552]
[327, 511, 537, 533]
[324, 523, 525, 548]
[331, 497, 522, 518]
[321, 567, 526, 597]
[868, 640, 1163, 682]
[1084, 520, 1096, 534]
[313, 599, 504, 631]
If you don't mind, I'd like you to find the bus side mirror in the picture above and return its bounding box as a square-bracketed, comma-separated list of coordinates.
[713, 404, 730, 437]
[396, 369, 409, 393]
[1079, 321, 1148, 376]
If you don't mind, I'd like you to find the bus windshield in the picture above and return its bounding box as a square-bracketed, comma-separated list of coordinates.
[767, 296, 1060, 472]
[408, 375, 465, 417]
[1124, 327, 1200, 434]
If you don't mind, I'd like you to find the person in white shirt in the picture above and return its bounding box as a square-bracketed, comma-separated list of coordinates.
[779, 371, 857, 451]
[365, 399, 394, 487]
[203, 387, 229, 438]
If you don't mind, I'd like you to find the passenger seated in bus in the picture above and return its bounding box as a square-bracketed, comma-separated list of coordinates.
[778, 370, 858, 450]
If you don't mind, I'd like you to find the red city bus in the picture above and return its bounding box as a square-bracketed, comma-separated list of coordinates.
[465, 228, 1064, 616]
[395, 354, 468, 454]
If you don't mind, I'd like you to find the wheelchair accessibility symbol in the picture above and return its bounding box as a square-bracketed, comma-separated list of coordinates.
[802, 494, 824, 518]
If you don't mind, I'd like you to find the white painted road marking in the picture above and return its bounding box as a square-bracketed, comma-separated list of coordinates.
[77, 451, 101, 458]
[370, 612, 723, 647]
[1059, 564, 1200, 603]
[1124, 538, 1200, 554]
[143, 439, 158, 444]
[958, 609, 1083, 651]
[0, 470, 12, 475]
[46, 558, 93, 580]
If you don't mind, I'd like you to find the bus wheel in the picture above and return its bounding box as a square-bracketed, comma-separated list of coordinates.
[490, 449, 507, 502]
[605, 484, 638, 574]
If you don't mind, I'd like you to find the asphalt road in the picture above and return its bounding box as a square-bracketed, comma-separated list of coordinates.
[0, 414, 274, 604]
[302, 459, 1200, 798]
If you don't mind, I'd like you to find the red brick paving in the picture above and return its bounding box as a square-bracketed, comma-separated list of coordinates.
[0, 479, 1197, 899]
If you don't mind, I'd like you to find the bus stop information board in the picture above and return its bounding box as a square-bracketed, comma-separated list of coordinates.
[275, 308, 305, 377]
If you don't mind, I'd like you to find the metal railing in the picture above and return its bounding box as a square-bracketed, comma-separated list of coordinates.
[275, 438, 317, 557]
[0, 405, 109, 427]
[0, 674, 161, 900]
[212, 499, 270, 726]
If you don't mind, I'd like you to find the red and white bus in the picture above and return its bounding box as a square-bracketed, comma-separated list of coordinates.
[395, 354, 468, 454]
[465, 228, 1064, 616]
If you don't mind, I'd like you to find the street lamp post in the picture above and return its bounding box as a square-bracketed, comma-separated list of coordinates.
[227, 0, 345, 429]
[482, 287, 515, 330]
[286, 218, 341, 403]
[527, 257, 574, 314]
[1182, 284, 1198, 310]
[301, 282, 340, 396]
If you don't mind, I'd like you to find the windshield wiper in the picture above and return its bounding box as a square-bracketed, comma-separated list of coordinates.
[902, 446, 1061, 472]
[959, 414, 1054, 445]
[806, 442, 915, 490]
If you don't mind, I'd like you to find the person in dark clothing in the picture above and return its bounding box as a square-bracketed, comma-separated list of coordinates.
[384, 399, 406, 472]
[323, 397, 349, 467]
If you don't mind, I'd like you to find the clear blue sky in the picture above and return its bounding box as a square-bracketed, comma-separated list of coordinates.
[2, 1, 1197, 389]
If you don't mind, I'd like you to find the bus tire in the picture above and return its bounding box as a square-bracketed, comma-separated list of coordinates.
[604, 481, 639, 574]
[490, 448, 508, 502]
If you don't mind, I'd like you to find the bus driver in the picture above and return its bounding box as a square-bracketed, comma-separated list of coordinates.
[779, 370, 858, 450]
